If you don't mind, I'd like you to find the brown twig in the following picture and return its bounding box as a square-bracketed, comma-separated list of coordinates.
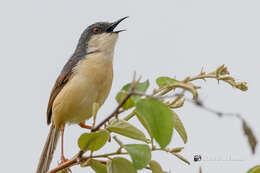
[48, 154, 79, 173]
[191, 99, 257, 154]
[124, 91, 258, 155]
[192, 99, 242, 119]
[91, 91, 133, 132]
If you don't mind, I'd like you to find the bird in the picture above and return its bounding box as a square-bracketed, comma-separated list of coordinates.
[36, 17, 128, 173]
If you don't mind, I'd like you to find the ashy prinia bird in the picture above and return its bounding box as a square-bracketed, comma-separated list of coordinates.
[36, 16, 128, 173]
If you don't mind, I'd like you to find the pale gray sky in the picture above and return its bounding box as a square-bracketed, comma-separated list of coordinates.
[0, 0, 259, 172]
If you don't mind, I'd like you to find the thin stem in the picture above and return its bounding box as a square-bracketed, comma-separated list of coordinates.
[188, 74, 218, 82]
[48, 157, 77, 173]
[113, 136, 124, 148]
[91, 92, 133, 132]
[91, 152, 128, 158]
[123, 110, 136, 121]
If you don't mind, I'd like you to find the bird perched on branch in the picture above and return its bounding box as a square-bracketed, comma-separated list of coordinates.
[36, 17, 128, 173]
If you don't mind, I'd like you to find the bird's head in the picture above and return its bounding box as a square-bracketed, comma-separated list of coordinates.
[75, 17, 128, 56]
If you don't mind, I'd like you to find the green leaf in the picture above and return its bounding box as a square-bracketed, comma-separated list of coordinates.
[116, 92, 135, 110]
[156, 77, 179, 88]
[107, 157, 137, 173]
[149, 160, 164, 173]
[107, 119, 149, 143]
[116, 80, 150, 110]
[90, 159, 107, 173]
[78, 130, 109, 152]
[248, 165, 260, 173]
[124, 144, 151, 170]
[172, 111, 187, 143]
[131, 80, 150, 102]
[136, 98, 174, 148]
[136, 111, 153, 138]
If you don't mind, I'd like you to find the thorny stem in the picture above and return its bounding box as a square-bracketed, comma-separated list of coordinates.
[188, 74, 220, 82]
[188, 73, 245, 89]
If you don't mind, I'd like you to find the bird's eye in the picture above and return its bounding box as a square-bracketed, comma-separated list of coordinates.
[93, 27, 102, 34]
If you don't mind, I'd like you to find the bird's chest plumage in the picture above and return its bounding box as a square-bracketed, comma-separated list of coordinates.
[52, 53, 113, 126]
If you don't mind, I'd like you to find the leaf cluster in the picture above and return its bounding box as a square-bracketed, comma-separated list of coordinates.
[53, 65, 254, 173]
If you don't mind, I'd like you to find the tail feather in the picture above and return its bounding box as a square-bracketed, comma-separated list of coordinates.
[36, 124, 60, 173]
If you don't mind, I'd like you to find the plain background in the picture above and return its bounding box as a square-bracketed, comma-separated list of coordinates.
[0, 0, 259, 172]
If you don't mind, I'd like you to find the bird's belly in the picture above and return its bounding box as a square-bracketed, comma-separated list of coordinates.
[52, 58, 113, 127]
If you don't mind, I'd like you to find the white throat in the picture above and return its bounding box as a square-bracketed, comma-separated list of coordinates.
[87, 33, 119, 61]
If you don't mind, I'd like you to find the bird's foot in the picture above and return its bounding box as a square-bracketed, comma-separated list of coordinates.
[59, 156, 72, 173]
[79, 123, 93, 130]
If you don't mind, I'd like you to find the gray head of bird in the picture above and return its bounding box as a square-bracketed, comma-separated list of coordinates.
[74, 16, 128, 56]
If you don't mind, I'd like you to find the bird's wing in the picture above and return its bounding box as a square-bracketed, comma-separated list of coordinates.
[46, 56, 81, 125]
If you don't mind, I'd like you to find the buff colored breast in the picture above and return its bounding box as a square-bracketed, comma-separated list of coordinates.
[52, 53, 113, 128]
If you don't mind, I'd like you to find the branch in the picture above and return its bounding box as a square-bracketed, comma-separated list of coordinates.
[132, 91, 184, 99]
[91, 90, 133, 132]
[127, 91, 258, 154]
[48, 154, 79, 173]
[192, 99, 257, 154]
[192, 99, 242, 119]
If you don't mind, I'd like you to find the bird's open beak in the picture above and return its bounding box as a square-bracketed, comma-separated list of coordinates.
[107, 16, 129, 33]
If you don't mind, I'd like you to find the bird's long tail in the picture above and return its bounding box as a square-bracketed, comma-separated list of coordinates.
[36, 124, 60, 173]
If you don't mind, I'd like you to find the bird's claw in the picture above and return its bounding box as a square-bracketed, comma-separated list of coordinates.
[59, 156, 72, 173]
